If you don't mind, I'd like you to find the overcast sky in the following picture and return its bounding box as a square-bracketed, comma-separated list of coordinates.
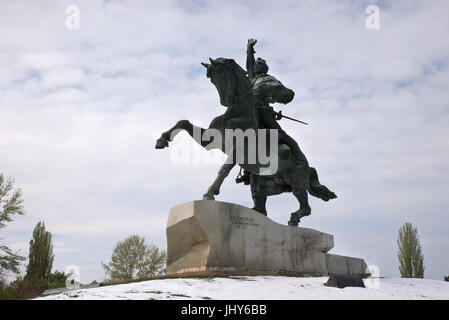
[1, 0, 448, 283]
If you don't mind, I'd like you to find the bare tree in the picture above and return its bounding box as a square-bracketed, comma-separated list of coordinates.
[102, 234, 165, 280]
[0, 173, 25, 280]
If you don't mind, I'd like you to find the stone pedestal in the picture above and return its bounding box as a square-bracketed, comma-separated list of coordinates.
[166, 200, 369, 276]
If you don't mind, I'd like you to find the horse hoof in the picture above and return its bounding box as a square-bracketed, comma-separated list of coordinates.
[155, 138, 169, 149]
[202, 194, 215, 200]
[288, 219, 298, 227]
[251, 207, 267, 216]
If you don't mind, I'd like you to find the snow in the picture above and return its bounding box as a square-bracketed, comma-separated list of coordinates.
[34, 276, 449, 300]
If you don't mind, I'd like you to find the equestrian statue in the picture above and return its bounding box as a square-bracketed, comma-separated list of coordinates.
[155, 39, 336, 226]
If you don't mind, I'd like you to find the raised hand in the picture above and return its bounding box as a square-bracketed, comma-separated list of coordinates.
[247, 38, 257, 48]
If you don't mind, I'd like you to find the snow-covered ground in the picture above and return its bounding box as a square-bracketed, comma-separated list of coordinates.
[35, 276, 449, 300]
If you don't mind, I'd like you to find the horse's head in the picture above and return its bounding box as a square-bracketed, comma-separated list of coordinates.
[201, 58, 250, 107]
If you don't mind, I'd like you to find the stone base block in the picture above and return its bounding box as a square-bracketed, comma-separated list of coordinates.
[166, 200, 369, 277]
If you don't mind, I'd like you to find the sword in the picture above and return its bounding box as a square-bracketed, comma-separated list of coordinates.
[273, 110, 309, 125]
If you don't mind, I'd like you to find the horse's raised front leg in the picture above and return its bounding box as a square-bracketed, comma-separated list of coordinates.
[155, 120, 206, 149]
[203, 161, 235, 200]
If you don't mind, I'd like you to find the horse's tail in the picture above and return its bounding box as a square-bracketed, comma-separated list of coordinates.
[307, 167, 337, 201]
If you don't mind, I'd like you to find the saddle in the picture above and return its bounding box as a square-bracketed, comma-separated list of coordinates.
[235, 143, 291, 185]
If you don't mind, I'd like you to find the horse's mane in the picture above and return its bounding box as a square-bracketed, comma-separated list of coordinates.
[209, 58, 249, 82]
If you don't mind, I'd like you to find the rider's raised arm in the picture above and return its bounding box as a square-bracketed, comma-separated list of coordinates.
[246, 38, 257, 81]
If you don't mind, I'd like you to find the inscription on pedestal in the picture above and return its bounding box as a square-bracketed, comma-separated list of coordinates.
[231, 215, 260, 230]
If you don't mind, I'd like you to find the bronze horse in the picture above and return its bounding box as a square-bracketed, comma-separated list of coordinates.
[155, 58, 336, 226]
